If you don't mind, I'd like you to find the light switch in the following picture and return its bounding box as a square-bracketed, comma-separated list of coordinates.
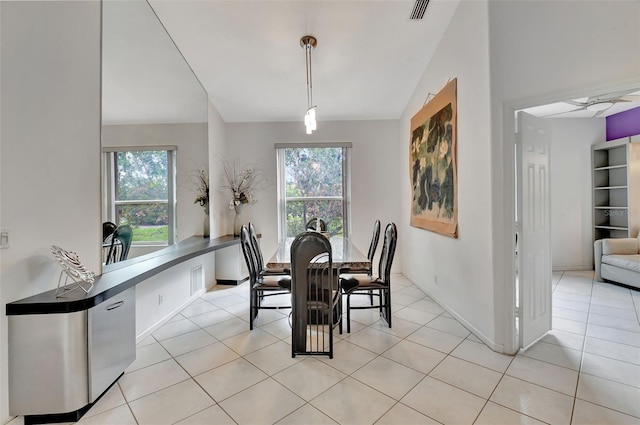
[0, 228, 9, 249]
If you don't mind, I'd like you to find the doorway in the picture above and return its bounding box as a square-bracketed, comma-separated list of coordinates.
[510, 85, 640, 353]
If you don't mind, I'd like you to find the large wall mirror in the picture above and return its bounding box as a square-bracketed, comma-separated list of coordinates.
[101, 0, 208, 272]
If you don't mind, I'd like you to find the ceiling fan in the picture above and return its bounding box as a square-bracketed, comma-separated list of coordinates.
[541, 89, 640, 118]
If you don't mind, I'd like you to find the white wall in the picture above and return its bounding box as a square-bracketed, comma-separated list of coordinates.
[102, 122, 209, 253]
[400, 1, 497, 347]
[0, 2, 102, 422]
[207, 99, 229, 237]
[135, 253, 215, 339]
[488, 0, 640, 352]
[549, 119, 606, 271]
[223, 120, 401, 268]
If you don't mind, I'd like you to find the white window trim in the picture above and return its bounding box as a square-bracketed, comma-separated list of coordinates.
[275, 143, 351, 242]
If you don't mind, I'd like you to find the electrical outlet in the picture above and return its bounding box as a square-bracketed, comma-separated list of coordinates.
[0, 228, 9, 249]
[434, 275, 438, 285]
[158, 294, 163, 305]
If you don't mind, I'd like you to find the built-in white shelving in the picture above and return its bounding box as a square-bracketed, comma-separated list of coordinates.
[592, 136, 640, 242]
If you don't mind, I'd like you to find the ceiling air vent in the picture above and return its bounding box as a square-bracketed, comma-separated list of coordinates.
[410, 0, 430, 20]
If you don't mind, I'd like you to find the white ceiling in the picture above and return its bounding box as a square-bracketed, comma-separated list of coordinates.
[143, 0, 461, 123]
[103, 0, 640, 126]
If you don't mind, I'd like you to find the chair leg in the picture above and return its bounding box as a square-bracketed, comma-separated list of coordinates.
[338, 295, 343, 335]
[346, 293, 352, 333]
[254, 289, 260, 329]
[255, 289, 262, 319]
[329, 309, 334, 359]
[249, 286, 255, 330]
[385, 289, 392, 328]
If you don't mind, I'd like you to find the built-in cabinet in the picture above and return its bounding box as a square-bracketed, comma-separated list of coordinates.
[215, 245, 249, 285]
[6, 235, 240, 424]
[592, 136, 640, 242]
[8, 287, 135, 418]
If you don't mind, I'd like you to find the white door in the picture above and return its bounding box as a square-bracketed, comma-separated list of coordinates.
[517, 111, 552, 349]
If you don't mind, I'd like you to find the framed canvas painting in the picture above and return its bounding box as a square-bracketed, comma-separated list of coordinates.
[409, 78, 458, 238]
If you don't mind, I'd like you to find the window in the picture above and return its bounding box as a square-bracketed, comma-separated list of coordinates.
[103, 147, 176, 245]
[276, 143, 351, 241]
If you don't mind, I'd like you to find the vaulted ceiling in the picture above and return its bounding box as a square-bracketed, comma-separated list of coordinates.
[103, 0, 460, 124]
[102, 0, 639, 125]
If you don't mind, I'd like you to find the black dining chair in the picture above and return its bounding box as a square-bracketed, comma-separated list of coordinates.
[102, 221, 117, 242]
[339, 219, 381, 308]
[290, 231, 342, 358]
[105, 224, 133, 265]
[343, 219, 380, 276]
[340, 222, 397, 333]
[240, 225, 291, 330]
[248, 222, 289, 276]
[305, 217, 327, 232]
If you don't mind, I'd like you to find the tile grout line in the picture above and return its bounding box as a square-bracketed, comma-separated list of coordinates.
[469, 338, 518, 425]
[567, 270, 594, 425]
[572, 275, 640, 421]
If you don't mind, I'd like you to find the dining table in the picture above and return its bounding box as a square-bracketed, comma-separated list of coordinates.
[265, 236, 371, 272]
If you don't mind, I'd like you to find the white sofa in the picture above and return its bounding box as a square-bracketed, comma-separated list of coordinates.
[594, 237, 640, 289]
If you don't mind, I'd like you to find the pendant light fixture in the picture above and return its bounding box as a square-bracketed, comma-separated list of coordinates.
[301, 35, 317, 134]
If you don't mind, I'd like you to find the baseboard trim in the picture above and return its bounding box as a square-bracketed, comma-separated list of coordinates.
[216, 276, 249, 286]
[552, 265, 593, 272]
[402, 272, 506, 354]
[135, 289, 206, 343]
[22, 374, 122, 425]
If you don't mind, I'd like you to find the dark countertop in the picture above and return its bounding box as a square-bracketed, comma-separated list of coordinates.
[6, 235, 240, 315]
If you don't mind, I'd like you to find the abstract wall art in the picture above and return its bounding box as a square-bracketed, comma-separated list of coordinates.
[409, 78, 458, 238]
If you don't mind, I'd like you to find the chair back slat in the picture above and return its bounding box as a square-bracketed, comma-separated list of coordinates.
[248, 222, 264, 271]
[378, 223, 397, 284]
[366, 220, 381, 274]
[240, 225, 258, 283]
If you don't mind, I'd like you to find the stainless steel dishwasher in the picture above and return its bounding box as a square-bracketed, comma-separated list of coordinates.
[88, 287, 136, 401]
[8, 287, 136, 415]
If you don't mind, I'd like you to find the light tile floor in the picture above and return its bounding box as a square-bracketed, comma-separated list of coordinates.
[11, 271, 640, 424]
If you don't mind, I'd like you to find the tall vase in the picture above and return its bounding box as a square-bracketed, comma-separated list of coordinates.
[203, 212, 210, 238]
[233, 204, 244, 237]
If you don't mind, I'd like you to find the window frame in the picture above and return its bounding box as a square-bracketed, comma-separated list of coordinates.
[275, 142, 352, 242]
[102, 145, 177, 246]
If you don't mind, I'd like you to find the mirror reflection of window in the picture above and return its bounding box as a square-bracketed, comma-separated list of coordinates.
[103, 147, 176, 246]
